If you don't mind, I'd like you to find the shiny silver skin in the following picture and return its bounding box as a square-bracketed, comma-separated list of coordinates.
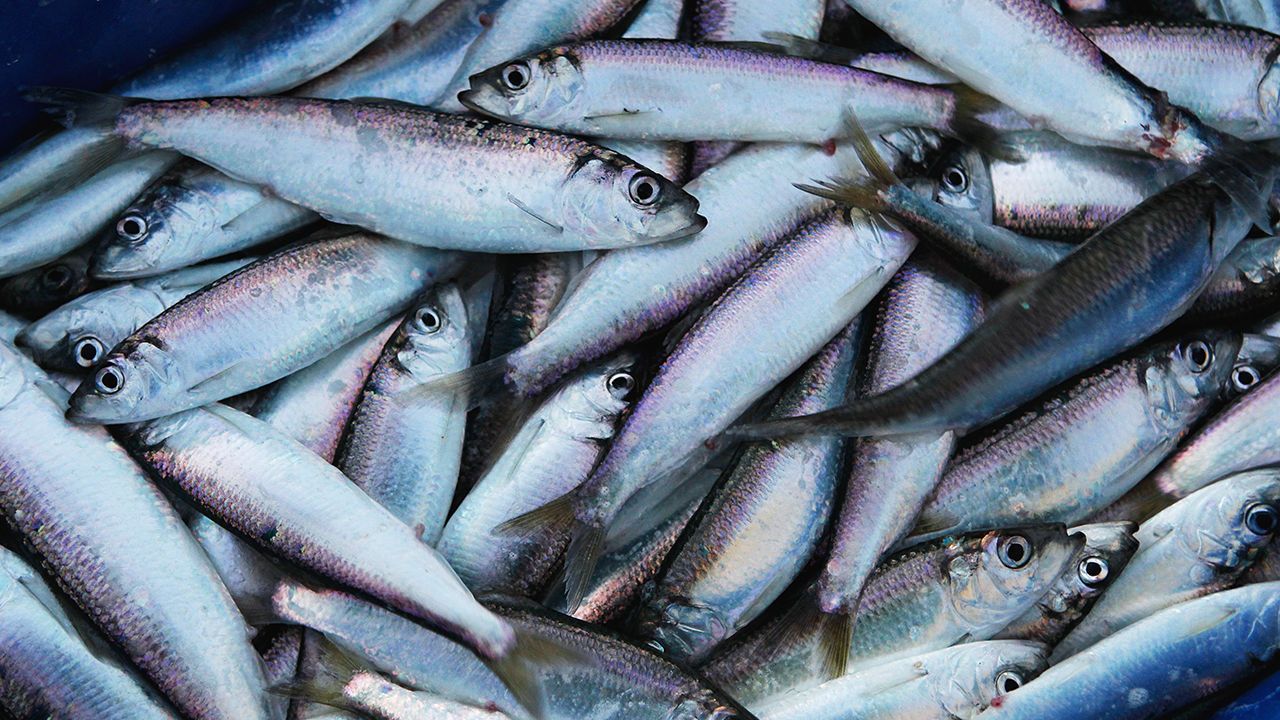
[818, 253, 984, 617]
[689, 0, 824, 41]
[93, 163, 315, 279]
[251, 319, 399, 462]
[1054, 469, 1280, 661]
[553, 209, 914, 610]
[0, 342, 271, 720]
[1185, 0, 1280, 35]
[906, 331, 1243, 545]
[439, 353, 639, 597]
[321, 672, 506, 720]
[635, 323, 861, 664]
[97, 96, 702, 253]
[16, 257, 253, 372]
[336, 285, 473, 544]
[66, 233, 458, 424]
[0, 128, 118, 213]
[0, 152, 176, 278]
[843, 0, 1219, 163]
[118, 403, 517, 661]
[189, 514, 284, 622]
[979, 583, 1280, 719]
[433, 0, 643, 112]
[625, 0, 684, 37]
[754, 641, 1048, 720]
[705, 526, 1082, 707]
[460, 41, 959, 143]
[0, 243, 97, 317]
[0, 545, 176, 719]
[995, 522, 1140, 647]
[1193, 234, 1280, 320]
[299, 0, 512, 106]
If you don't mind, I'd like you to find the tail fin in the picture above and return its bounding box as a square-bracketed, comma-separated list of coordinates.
[395, 353, 508, 409]
[483, 629, 591, 720]
[795, 110, 899, 212]
[561, 523, 606, 613]
[948, 85, 1025, 162]
[267, 634, 364, 711]
[23, 87, 136, 131]
[495, 490, 578, 538]
[761, 594, 852, 681]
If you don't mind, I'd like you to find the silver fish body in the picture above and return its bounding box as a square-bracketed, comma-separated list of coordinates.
[818, 252, 984, 616]
[90, 96, 702, 253]
[93, 163, 316, 279]
[0, 342, 271, 720]
[336, 284, 473, 544]
[320, 671, 507, 720]
[705, 526, 1081, 707]
[0, 546, 176, 719]
[0, 128, 117, 214]
[1053, 469, 1280, 661]
[690, 0, 825, 42]
[189, 514, 285, 623]
[66, 232, 458, 424]
[907, 331, 1242, 544]
[635, 322, 861, 664]
[17, 257, 253, 372]
[754, 641, 1048, 720]
[118, 403, 516, 660]
[979, 583, 1280, 719]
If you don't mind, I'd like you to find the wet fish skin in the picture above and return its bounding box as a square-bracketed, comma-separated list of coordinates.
[16, 257, 253, 372]
[1190, 235, 1280, 320]
[461, 40, 959, 143]
[635, 322, 861, 664]
[906, 331, 1243, 545]
[1053, 469, 1280, 661]
[979, 583, 1280, 719]
[818, 252, 984, 617]
[93, 163, 316, 280]
[690, 0, 825, 42]
[189, 514, 285, 623]
[0, 243, 96, 317]
[994, 522, 1140, 647]
[69, 95, 703, 253]
[705, 525, 1081, 707]
[439, 353, 639, 597]
[0, 545, 177, 719]
[336, 284, 473, 544]
[66, 232, 459, 424]
[754, 640, 1048, 720]
[0, 341, 272, 720]
[251, 320, 399, 463]
[0, 129, 117, 215]
[321, 670, 510, 720]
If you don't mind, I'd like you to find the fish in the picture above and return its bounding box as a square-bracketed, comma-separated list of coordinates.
[189, 514, 287, 623]
[438, 352, 640, 597]
[0, 341, 272, 720]
[460, 40, 962, 143]
[1189, 234, 1280, 320]
[979, 583, 1280, 719]
[703, 525, 1081, 707]
[0, 545, 178, 718]
[32, 92, 704, 254]
[0, 243, 97, 317]
[92, 163, 316, 279]
[66, 232, 459, 424]
[16, 257, 253, 372]
[510, 208, 914, 613]
[994, 522, 1140, 647]
[817, 252, 984, 622]
[730, 122, 1275, 439]
[1151, 0, 1280, 35]
[635, 321, 861, 664]
[753, 641, 1048, 720]
[1053, 469, 1280, 661]
[690, 0, 825, 42]
[250, 319, 399, 463]
[335, 284, 474, 544]
[904, 330, 1245, 545]
[841, 0, 1222, 162]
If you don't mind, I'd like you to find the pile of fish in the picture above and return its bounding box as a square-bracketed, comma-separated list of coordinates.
[5, 0, 1280, 717]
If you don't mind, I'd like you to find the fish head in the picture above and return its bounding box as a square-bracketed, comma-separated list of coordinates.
[1230, 332, 1280, 398]
[931, 641, 1048, 718]
[551, 351, 640, 440]
[663, 694, 753, 720]
[1156, 329, 1243, 404]
[15, 286, 154, 372]
[459, 49, 586, 126]
[948, 525, 1082, 629]
[559, 151, 705, 247]
[1180, 469, 1280, 569]
[0, 248, 92, 314]
[1065, 522, 1140, 602]
[92, 180, 209, 279]
[394, 283, 470, 377]
[928, 143, 994, 223]
[638, 600, 729, 665]
[66, 339, 180, 423]
[1257, 52, 1280, 131]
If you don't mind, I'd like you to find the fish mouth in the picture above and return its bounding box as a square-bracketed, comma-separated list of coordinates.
[647, 213, 708, 244]
[456, 78, 505, 120]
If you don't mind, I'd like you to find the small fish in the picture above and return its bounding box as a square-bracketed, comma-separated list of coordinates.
[1053, 469, 1280, 661]
[0, 243, 97, 316]
[188, 514, 286, 623]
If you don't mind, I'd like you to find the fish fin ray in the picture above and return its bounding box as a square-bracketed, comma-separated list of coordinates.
[395, 353, 508, 409]
[507, 194, 564, 233]
[562, 523, 605, 613]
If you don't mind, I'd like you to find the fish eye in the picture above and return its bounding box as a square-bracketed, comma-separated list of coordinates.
[116, 215, 149, 242]
[607, 371, 636, 399]
[941, 164, 969, 193]
[629, 173, 661, 206]
[414, 306, 442, 334]
[1077, 555, 1109, 587]
[73, 337, 105, 368]
[997, 534, 1033, 569]
[501, 61, 531, 91]
[1246, 503, 1279, 535]
[708, 708, 740, 720]
[1184, 340, 1213, 372]
[1232, 365, 1261, 392]
[41, 265, 73, 292]
[996, 670, 1024, 694]
[94, 365, 125, 395]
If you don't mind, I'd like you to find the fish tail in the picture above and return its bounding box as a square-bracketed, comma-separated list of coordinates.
[395, 353, 509, 410]
[494, 489, 578, 538]
[759, 592, 851, 679]
[562, 522, 606, 613]
[948, 85, 1024, 162]
[818, 611, 854, 681]
[1203, 147, 1279, 233]
[266, 634, 361, 711]
[484, 629, 592, 720]
[795, 109, 899, 213]
[23, 87, 135, 132]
